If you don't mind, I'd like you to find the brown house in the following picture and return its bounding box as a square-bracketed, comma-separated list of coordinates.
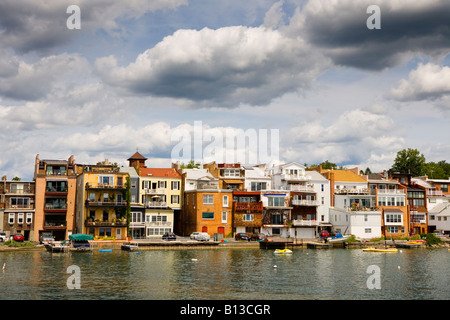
[0, 178, 36, 241]
[203, 162, 245, 191]
[232, 191, 263, 236]
[33, 155, 80, 242]
[182, 189, 233, 238]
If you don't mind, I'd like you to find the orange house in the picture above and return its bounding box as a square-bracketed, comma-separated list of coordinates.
[182, 189, 233, 238]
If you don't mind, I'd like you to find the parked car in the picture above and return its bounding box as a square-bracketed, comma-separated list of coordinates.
[0, 233, 7, 242]
[162, 232, 176, 241]
[190, 232, 210, 241]
[235, 233, 250, 241]
[13, 234, 24, 242]
[320, 230, 330, 238]
[251, 233, 266, 241]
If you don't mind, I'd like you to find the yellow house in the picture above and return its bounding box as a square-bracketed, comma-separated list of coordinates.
[139, 167, 182, 238]
[75, 162, 130, 240]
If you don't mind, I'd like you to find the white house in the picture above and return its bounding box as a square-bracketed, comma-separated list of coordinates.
[244, 164, 272, 191]
[329, 207, 381, 239]
[428, 203, 450, 234]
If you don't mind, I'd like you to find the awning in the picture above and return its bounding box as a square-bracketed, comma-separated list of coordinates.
[69, 234, 94, 241]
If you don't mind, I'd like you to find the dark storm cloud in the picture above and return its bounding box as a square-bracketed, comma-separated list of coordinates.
[295, 0, 450, 70]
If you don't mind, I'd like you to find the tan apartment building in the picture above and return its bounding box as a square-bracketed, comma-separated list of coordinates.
[33, 155, 80, 242]
[75, 161, 130, 240]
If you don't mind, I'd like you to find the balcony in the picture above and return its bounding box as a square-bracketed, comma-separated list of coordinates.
[291, 199, 320, 206]
[146, 221, 172, 227]
[281, 174, 311, 182]
[85, 219, 127, 227]
[85, 200, 127, 207]
[428, 190, 443, 196]
[335, 188, 369, 195]
[45, 187, 68, 196]
[144, 188, 166, 195]
[145, 201, 168, 208]
[85, 183, 125, 190]
[288, 185, 315, 193]
[234, 202, 263, 213]
[377, 189, 405, 195]
[44, 203, 67, 212]
[44, 220, 67, 229]
[292, 219, 319, 227]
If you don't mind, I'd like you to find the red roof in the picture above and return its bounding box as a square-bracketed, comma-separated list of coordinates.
[127, 152, 148, 161]
[140, 168, 181, 178]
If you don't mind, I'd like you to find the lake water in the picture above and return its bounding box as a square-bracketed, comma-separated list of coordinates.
[0, 248, 449, 300]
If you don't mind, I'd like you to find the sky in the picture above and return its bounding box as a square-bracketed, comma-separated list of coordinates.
[1, 0, 450, 180]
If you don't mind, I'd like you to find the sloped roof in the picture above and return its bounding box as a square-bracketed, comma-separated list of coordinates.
[127, 152, 148, 161]
[321, 169, 367, 183]
[140, 168, 181, 178]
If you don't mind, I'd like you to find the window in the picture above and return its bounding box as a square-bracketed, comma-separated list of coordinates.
[430, 215, 435, 220]
[202, 212, 214, 219]
[11, 183, 24, 194]
[203, 194, 214, 204]
[442, 184, 448, 193]
[223, 195, 229, 207]
[171, 181, 180, 190]
[364, 215, 368, 222]
[222, 211, 227, 223]
[223, 169, 240, 177]
[365, 228, 372, 233]
[158, 181, 167, 188]
[387, 197, 395, 206]
[268, 196, 284, 207]
[99, 175, 114, 185]
[272, 228, 281, 235]
[378, 197, 386, 206]
[386, 214, 402, 223]
[132, 212, 143, 223]
[272, 214, 282, 224]
[171, 195, 180, 204]
[251, 182, 267, 191]
[18, 213, 24, 224]
[396, 197, 405, 206]
[243, 214, 254, 221]
[387, 226, 399, 233]
[321, 197, 324, 205]
[9, 213, 14, 224]
[321, 184, 324, 192]
[10, 197, 30, 209]
[26, 212, 33, 224]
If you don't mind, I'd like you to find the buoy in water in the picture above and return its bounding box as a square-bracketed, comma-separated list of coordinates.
[273, 265, 278, 268]
[2, 263, 5, 270]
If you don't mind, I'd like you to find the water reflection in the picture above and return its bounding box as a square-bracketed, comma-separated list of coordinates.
[0, 248, 449, 300]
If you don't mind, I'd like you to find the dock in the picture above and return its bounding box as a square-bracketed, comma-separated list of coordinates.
[306, 242, 333, 249]
[121, 240, 221, 250]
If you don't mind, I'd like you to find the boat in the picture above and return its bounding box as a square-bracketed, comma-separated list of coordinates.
[363, 247, 398, 253]
[69, 233, 94, 251]
[274, 249, 293, 254]
[405, 240, 426, 245]
[99, 249, 113, 252]
[45, 241, 70, 253]
[326, 234, 351, 243]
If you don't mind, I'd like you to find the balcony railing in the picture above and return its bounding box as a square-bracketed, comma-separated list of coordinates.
[234, 202, 263, 212]
[428, 190, 443, 196]
[281, 174, 311, 181]
[288, 185, 315, 192]
[291, 199, 320, 206]
[145, 201, 168, 208]
[6, 203, 34, 210]
[45, 204, 67, 210]
[146, 221, 172, 227]
[85, 183, 125, 190]
[292, 219, 319, 227]
[85, 200, 127, 207]
[85, 220, 127, 227]
[377, 189, 405, 195]
[144, 188, 166, 194]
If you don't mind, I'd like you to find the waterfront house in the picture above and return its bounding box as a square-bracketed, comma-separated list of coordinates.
[260, 190, 292, 238]
[428, 203, 450, 234]
[33, 155, 80, 242]
[244, 164, 272, 192]
[0, 177, 36, 241]
[182, 188, 233, 238]
[75, 160, 130, 240]
[139, 167, 182, 238]
[232, 190, 263, 236]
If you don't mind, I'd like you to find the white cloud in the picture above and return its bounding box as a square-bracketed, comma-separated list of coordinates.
[95, 25, 330, 107]
[389, 62, 450, 105]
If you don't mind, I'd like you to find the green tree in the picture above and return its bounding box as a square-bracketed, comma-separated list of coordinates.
[422, 162, 447, 179]
[390, 148, 426, 176]
[319, 160, 338, 170]
[180, 160, 201, 169]
[12, 176, 21, 181]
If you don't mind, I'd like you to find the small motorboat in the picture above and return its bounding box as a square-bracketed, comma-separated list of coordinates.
[326, 233, 351, 243]
[274, 249, 293, 254]
[363, 247, 398, 253]
[405, 240, 426, 245]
